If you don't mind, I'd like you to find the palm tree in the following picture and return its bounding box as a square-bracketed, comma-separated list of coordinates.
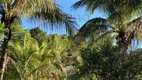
[7, 37, 66, 80]
[6, 28, 76, 79]
[0, 0, 77, 79]
[72, 0, 142, 57]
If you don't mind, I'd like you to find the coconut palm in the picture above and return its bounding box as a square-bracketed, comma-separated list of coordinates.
[0, 0, 77, 79]
[72, 0, 142, 57]
[5, 28, 77, 79]
[7, 37, 66, 80]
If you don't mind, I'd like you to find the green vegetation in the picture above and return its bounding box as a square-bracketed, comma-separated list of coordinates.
[0, 0, 142, 80]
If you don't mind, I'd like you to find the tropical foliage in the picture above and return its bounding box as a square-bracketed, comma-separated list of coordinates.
[2, 26, 77, 80]
[0, 0, 142, 80]
[73, 0, 142, 56]
[0, 0, 77, 79]
[77, 37, 142, 80]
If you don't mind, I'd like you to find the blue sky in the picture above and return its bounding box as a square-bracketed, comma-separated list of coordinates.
[22, 0, 106, 34]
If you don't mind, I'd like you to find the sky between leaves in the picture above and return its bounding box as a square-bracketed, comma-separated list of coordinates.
[21, 0, 106, 34]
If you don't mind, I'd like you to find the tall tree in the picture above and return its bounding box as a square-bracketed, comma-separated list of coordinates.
[0, 0, 77, 79]
[72, 0, 142, 57]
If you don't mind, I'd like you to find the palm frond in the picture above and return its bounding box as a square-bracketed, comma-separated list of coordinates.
[95, 30, 116, 42]
[128, 17, 142, 27]
[0, 0, 77, 35]
[33, 8, 77, 35]
[72, 0, 142, 18]
[127, 17, 142, 41]
[21, 0, 77, 35]
[72, 0, 100, 14]
[71, 0, 87, 9]
[89, 30, 116, 49]
[75, 17, 111, 42]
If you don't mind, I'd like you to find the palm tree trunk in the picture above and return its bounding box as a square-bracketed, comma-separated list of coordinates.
[120, 42, 129, 79]
[117, 36, 129, 58]
[0, 25, 11, 80]
[122, 42, 129, 58]
[0, 39, 8, 80]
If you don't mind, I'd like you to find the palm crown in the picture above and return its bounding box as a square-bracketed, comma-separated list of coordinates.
[0, 0, 77, 33]
[72, 0, 142, 55]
